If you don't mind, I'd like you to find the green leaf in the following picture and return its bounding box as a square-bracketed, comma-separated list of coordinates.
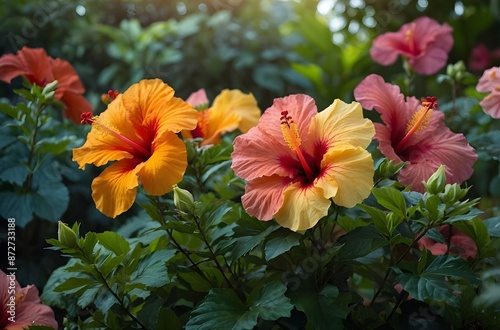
[0, 191, 33, 227]
[97, 231, 131, 256]
[288, 283, 350, 330]
[31, 181, 69, 222]
[54, 277, 95, 292]
[337, 225, 388, 260]
[228, 215, 278, 263]
[372, 186, 407, 217]
[484, 217, 500, 237]
[359, 204, 390, 237]
[0, 156, 29, 185]
[186, 281, 292, 330]
[186, 289, 249, 330]
[264, 229, 302, 261]
[451, 218, 490, 253]
[129, 249, 175, 288]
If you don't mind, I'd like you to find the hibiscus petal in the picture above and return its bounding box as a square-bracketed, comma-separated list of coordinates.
[210, 89, 261, 134]
[51, 58, 86, 95]
[232, 126, 297, 181]
[241, 175, 290, 221]
[370, 32, 404, 66]
[309, 99, 374, 150]
[411, 46, 450, 75]
[137, 131, 187, 195]
[398, 127, 477, 192]
[203, 109, 239, 145]
[186, 88, 209, 107]
[480, 91, 500, 118]
[317, 146, 374, 208]
[91, 159, 142, 218]
[477, 67, 500, 92]
[274, 182, 331, 231]
[354, 74, 409, 136]
[258, 94, 317, 149]
[59, 92, 93, 124]
[122, 79, 198, 138]
[0, 47, 53, 86]
[14, 285, 58, 329]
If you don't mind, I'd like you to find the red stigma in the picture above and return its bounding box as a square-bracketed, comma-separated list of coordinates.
[108, 90, 120, 100]
[80, 112, 94, 125]
[280, 110, 293, 126]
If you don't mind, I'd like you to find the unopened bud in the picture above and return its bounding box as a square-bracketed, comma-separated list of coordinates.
[173, 185, 194, 213]
[58, 221, 79, 248]
[42, 80, 59, 95]
[423, 165, 446, 195]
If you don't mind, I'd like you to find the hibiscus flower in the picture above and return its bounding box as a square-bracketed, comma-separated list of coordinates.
[182, 88, 261, 146]
[0, 46, 93, 124]
[0, 270, 58, 329]
[370, 16, 453, 75]
[476, 66, 500, 118]
[418, 225, 476, 260]
[73, 79, 198, 218]
[354, 74, 477, 192]
[231, 94, 375, 231]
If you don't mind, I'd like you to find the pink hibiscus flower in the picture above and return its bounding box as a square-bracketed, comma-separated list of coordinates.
[232, 94, 375, 231]
[418, 225, 476, 260]
[354, 74, 477, 192]
[0, 270, 58, 329]
[370, 16, 453, 75]
[476, 66, 500, 118]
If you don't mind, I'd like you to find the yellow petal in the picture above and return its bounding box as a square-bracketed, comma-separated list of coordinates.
[207, 89, 261, 137]
[137, 131, 187, 195]
[274, 182, 331, 231]
[316, 146, 374, 208]
[202, 109, 239, 145]
[91, 159, 143, 218]
[310, 99, 375, 150]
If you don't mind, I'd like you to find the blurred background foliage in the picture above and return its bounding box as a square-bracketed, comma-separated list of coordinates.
[0, 0, 499, 300]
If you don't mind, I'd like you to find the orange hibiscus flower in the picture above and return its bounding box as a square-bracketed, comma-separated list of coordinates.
[73, 79, 198, 218]
[182, 88, 261, 146]
[0, 46, 92, 124]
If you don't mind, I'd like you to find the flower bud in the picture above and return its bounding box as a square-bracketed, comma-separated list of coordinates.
[42, 80, 59, 95]
[423, 165, 446, 195]
[173, 185, 195, 213]
[58, 221, 79, 248]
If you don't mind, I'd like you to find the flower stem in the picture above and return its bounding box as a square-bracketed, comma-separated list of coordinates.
[23, 101, 44, 192]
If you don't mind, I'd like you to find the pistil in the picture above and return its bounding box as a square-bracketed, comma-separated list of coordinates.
[80, 112, 150, 158]
[395, 97, 436, 152]
[280, 111, 315, 181]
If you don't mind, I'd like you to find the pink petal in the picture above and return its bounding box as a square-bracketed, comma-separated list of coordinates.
[232, 126, 298, 181]
[476, 66, 500, 92]
[480, 91, 500, 118]
[354, 74, 409, 139]
[370, 32, 404, 66]
[258, 94, 317, 150]
[398, 127, 476, 192]
[186, 88, 209, 107]
[411, 45, 451, 75]
[241, 175, 290, 220]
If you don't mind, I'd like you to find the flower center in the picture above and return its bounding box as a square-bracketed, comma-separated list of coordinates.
[80, 112, 150, 158]
[405, 22, 417, 54]
[280, 110, 314, 181]
[191, 110, 209, 139]
[395, 97, 436, 152]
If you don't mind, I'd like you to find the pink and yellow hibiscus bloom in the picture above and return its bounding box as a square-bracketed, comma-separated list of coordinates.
[370, 16, 453, 75]
[73, 79, 198, 218]
[231, 94, 375, 231]
[1, 270, 58, 329]
[182, 88, 261, 146]
[354, 74, 477, 192]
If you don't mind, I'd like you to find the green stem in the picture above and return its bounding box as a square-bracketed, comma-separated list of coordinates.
[193, 215, 235, 289]
[23, 102, 44, 192]
[153, 197, 211, 283]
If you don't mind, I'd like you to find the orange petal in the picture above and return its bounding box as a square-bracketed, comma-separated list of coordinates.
[51, 58, 86, 96]
[91, 159, 143, 218]
[121, 79, 198, 138]
[137, 131, 187, 195]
